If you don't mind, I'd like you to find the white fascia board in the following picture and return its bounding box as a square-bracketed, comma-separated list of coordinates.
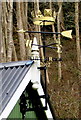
[0, 66, 33, 120]
[37, 84, 53, 119]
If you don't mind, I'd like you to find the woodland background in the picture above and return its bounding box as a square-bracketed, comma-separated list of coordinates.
[0, 1, 81, 119]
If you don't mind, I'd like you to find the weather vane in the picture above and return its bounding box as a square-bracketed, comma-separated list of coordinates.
[17, 9, 72, 65]
[17, 8, 72, 62]
[17, 9, 72, 119]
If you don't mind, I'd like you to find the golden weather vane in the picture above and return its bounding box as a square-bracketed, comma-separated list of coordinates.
[17, 9, 72, 39]
[17, 8, 72, 65]
[32, 9, 56, 25]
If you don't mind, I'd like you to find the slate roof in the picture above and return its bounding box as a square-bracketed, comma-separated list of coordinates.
[0, 60, 33, 116]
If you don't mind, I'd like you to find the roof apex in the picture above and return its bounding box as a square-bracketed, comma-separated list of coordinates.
[32, 37, 39, 51]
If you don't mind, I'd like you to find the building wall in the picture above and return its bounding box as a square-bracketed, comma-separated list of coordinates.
[8, 100, 38, 119]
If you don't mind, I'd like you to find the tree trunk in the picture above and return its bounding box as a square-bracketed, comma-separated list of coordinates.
[2, 2, 8, 62]
[75, 2, 81, 118]
[0, 1, 4, 62]
[21, 2, 30, 59]
[24, 2, 30, 40]
[75, 2, 81, 68]
[2, 2, 8, 56]
[16, 2, 26, 60]
[2, 32, 6, 62]
[7, 1, 13, 62]
[12, 44, 18, 61]
[50, 0, 56, 41]
[57, 2, 62, 82]
[0, 1, 6, 63]
[7, 1, 15, 62]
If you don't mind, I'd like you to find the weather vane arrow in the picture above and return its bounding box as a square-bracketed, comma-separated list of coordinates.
[17, 29, 72, 39]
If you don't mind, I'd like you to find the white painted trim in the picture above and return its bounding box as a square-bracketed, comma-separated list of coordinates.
[0, 36, 54, 119]
[31, 61, 40, 85]
[0, 66, 32, 120]
[0, 63, 53, 119]
[37, 84, 53, 119]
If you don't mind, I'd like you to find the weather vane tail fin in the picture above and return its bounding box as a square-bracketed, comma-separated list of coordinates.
[61, 30, 72, 39]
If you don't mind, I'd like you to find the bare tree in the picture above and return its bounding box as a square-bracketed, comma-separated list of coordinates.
[75, 2, 81, 118]
[6, 1, 17, 62]
[75, 2, 81, 68]
[2, 32, 6, 62]
[7, 1, 14, 62]
[2, 2, 17, 62]
[50, 0, 56, 41]
[0, 1, 7, 62]
[57, 2, 62, 82]
[0, 1, 4, 62]
[21, 2, 31, 58]
[24, 2, 30, 40]
[16, 2, 26, 60]
[2, 2, 7, 62]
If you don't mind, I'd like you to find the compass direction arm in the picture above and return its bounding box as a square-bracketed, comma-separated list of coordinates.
[32, 43, 57, 49]
[17, 29, 72, 39]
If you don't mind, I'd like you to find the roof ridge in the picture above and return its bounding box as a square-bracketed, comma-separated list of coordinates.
[0, 60, 34, 69]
